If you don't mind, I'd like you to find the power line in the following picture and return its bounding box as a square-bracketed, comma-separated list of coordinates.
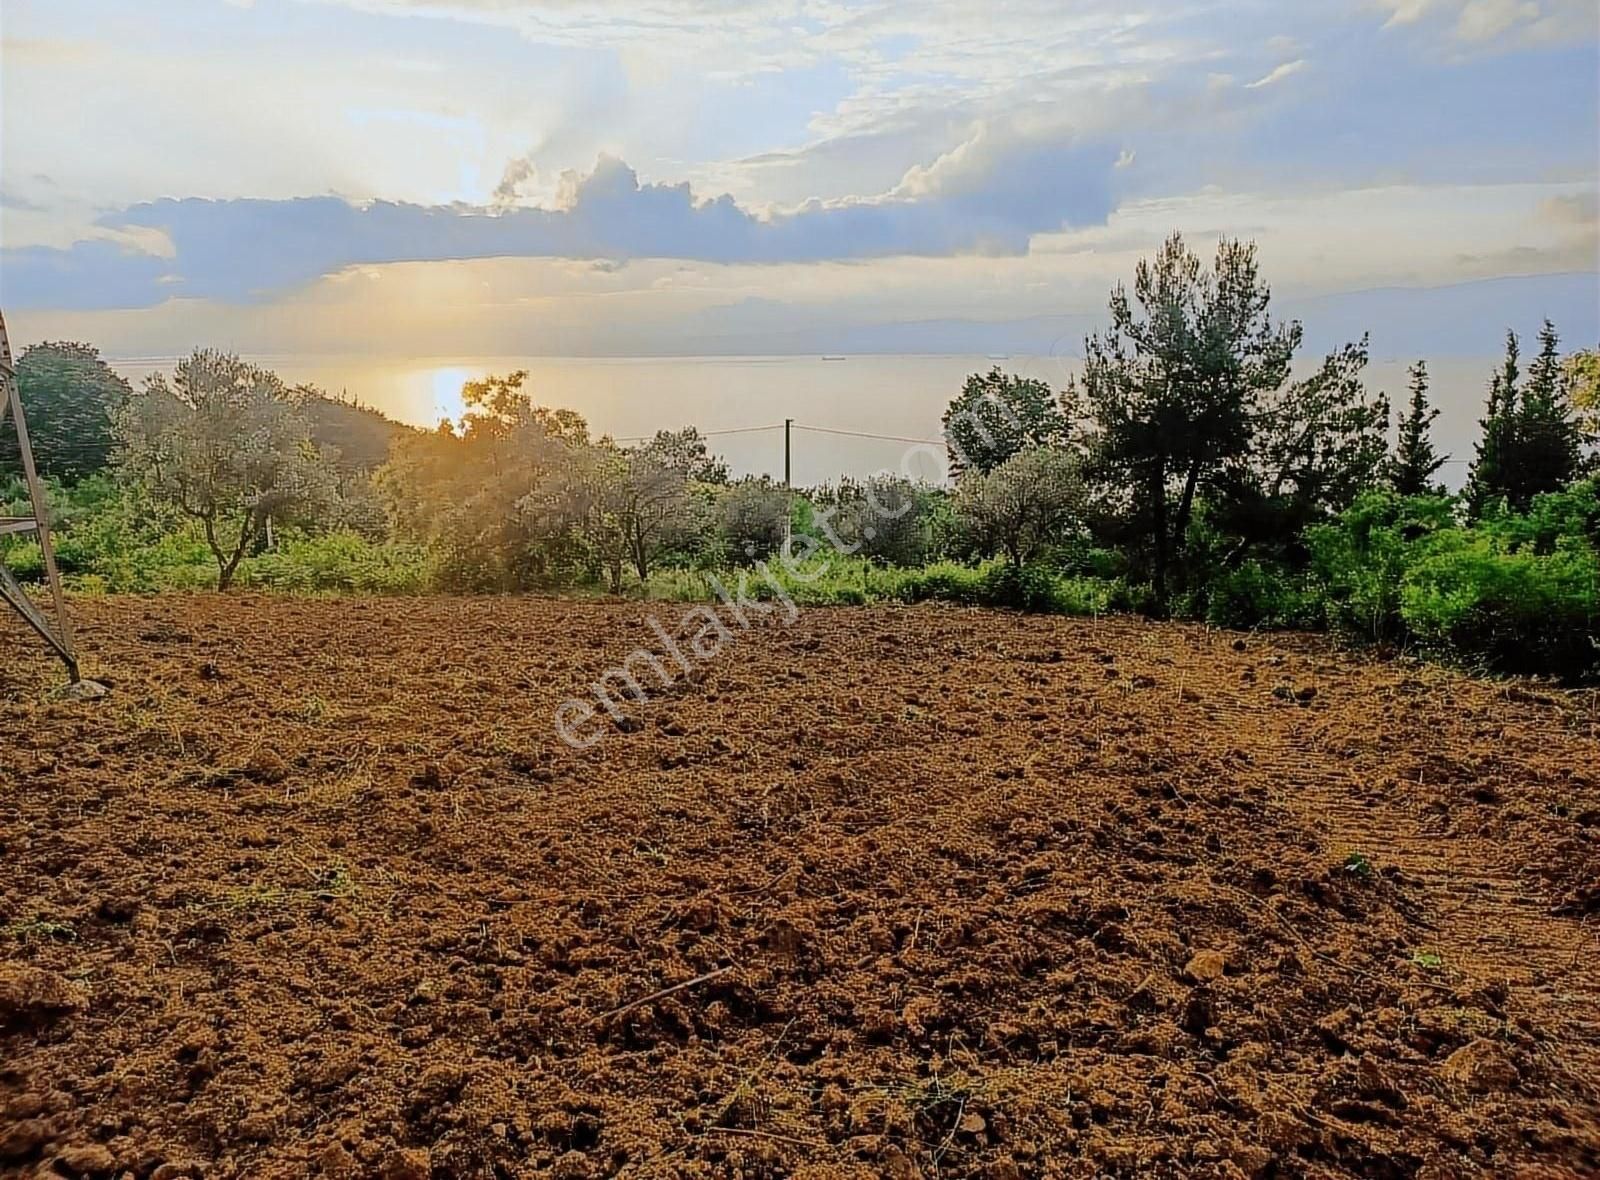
[793, 423, 948, 447]
[703, 423, 786, 437]
[607, 423, 785, 444]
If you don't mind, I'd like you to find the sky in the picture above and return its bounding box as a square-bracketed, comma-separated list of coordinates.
[1, 0, 1597, 364]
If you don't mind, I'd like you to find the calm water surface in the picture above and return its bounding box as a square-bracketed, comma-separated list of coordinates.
[106, 353, 1493, 486]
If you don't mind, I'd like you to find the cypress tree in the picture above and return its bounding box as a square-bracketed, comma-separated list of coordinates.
[1390, 360, 1446, 496]
[1510, 320, 1582, 508]
[1465, 330, 1520, 520]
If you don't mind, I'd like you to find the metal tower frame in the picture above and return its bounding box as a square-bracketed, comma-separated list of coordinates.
[0, 308, 83, 683]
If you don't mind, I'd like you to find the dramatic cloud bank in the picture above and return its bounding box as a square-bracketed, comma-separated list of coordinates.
[2, 147, 1119, 309]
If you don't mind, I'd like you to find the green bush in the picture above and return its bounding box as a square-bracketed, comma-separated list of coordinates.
[1401, 534, 1597, 680]
[242, 532, 431, 595]
[1204, 561, 1319, 631]
[1056, 575, 1116, 616]
[891, 561, 985, 605]
[0, 538, 43, 579]
[1308, 486, 1599, 681]
[976, 563, 1058, 611]
[1308, 491, 1458, 643]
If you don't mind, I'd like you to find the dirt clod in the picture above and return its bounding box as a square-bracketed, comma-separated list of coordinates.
[1440, 1039, 1521, 1093]
[244, 749, 290, 784]
[1185, 949, 1227, 982]
[53, 1142, 116, 1176]
[377, 1146, 430, 1180]
[0, 965, 87, 1031]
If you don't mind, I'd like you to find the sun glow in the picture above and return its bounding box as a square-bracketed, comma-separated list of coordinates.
[429, 366, 472, 428]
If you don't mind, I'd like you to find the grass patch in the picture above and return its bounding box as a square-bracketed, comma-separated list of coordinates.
[2, 918, 78, 943]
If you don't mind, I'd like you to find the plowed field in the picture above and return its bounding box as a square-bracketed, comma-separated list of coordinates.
[2, 596, 1598, 1179]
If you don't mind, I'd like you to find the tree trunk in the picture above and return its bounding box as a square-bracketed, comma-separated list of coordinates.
[1170, 456, 1204, 599]
[1149, 463, 1169, 613]
[202, 517, 232, 591]
[631, 521, 650, 583]
[1158, 454, 1196, 601]
[206, 511, 255, 592]
[218, 542, 250, 592]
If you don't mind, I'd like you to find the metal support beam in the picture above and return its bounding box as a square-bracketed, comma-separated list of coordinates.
[0, 307, 82, 683]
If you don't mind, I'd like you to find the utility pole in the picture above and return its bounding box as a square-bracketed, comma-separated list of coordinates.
[782, 418, 794, 555]
[0, 308, 102, 693]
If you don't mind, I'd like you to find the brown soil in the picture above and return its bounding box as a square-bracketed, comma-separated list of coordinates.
[2, 596, 1598, 1179]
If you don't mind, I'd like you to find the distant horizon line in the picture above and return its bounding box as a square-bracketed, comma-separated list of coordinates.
[96, 348, 1516, 366]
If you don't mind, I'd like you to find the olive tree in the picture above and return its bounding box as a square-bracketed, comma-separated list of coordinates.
[640, 426, 730, 485]
[114, 350, 335, 589]
[822, 474, 938, 566]
[953, 447, 1086, 567]
[716, 477, 791, 564]
[528, 442, 691, 592]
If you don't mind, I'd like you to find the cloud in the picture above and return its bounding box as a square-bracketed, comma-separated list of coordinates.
[0, 145, 1120, 309]
[492, 157, 540, 208]
[0, 190, 49, 213]
[1374, 0, 1594, 44]
[1244, 59, 1307, 88]
[1538, 191, 1599, 227]
[3, 0, 1593, 332]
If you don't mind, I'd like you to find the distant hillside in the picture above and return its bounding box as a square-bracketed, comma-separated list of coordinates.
[300, 393, 416, 471]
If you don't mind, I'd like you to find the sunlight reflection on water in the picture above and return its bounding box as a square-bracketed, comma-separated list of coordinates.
[106, 352, 1489, 487]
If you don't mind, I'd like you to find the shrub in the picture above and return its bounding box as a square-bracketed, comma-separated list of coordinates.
[1307, 491, 1457, 644]
[892, 561, 985, 605]
[716, 479, 791, 565]
[1204, 561, 1319, 631]
[242, 532, 431, 595]
[1056, 575, 1116, 617]
[0, 538, 43, 579]
[977, 563, 1059, 612]
[1400, 535, 1597, 680]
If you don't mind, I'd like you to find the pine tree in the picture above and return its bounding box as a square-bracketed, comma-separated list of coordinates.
[1390, 360, 1446, 496]
[1509, 320, 1582, 508]
[1465, 330, 1520, 520]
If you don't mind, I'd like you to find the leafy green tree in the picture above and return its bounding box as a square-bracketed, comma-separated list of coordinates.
[1564, 348, 1599, 444]
[377, 370, 587, 589]
[641, 426, 730, 485]
[114, 351, 336, 590]
[296, 388, 413, 472]
[0, 342, 131, 481]
[1390, 361, 1447, 496]
[853, 474, 937, 566]
[1256, 336, 1391, 517]
[952, 447, 1086, 568]
[716, 477, 790, 565]
[1205, 337, 1390, 579]
[811, 474, 938, 566]
[942, 367, 1071, 477]
[1073, 233, 1301, 607]
[528, 442, 691, 592]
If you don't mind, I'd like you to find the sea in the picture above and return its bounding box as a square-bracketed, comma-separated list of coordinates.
[104, 353, 1497, 488]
